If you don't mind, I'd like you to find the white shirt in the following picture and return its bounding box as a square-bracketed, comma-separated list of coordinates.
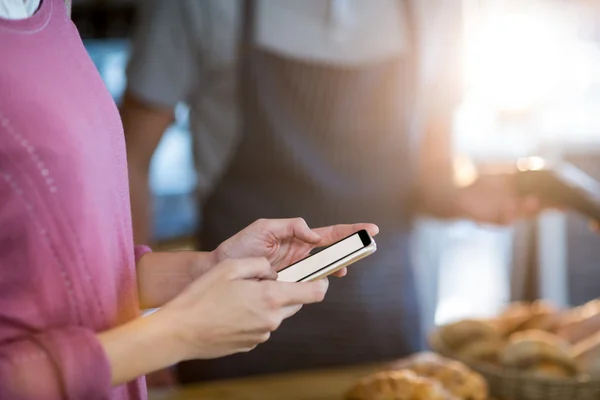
[0, 0, 39, 19]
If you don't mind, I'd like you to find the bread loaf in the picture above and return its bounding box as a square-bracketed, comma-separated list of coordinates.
[437, 319, 500, 351]
[388, 353, 488, 400]
[500, 330, 577, 377]
[345, 369, 456, 400]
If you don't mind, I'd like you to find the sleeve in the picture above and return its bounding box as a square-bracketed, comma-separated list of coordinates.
[0, 164, 111, 399]
[0, 328, 111, 400]
[415, 0, 464, 115]
[125, 0, 203, 108]
[134, 245, 152, 264]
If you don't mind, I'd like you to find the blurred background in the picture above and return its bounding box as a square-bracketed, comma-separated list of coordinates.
[74, 0, 600, 336]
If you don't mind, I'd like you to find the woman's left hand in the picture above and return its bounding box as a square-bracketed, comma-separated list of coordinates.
[211, 218, 379, 275]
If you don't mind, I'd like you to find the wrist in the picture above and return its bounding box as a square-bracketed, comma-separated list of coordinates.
[188, 250, 221, 281]
[97, 311, 185, 385]
[141, 309, 187, 366]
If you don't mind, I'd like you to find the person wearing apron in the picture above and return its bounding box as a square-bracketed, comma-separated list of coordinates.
[124, 0, 537, 384]
[183, 0, 439, 382]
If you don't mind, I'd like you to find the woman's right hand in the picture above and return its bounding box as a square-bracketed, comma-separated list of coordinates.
[162, 257, 329, 361]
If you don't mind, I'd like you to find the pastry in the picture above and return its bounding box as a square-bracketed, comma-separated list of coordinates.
[557, 305, 600, 344]
[437, 319, 500, 350]
[454, 337, 505, 364]
[497, 302, 536, 334]
[388, 353, 488, 400]
[498, 300, 561, 333]
[345, 369, 456, 400]
[558, 299, 600, 328]
[500, 330, 577, 376]
[573, 330, 600, 377]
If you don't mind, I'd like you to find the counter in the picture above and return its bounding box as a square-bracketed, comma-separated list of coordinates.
[148, 364, 378, 400]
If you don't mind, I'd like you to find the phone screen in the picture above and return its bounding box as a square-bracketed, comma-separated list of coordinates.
[277, 230, 371, 282]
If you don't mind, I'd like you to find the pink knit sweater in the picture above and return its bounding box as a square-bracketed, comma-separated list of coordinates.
[0, 0, 146, 398]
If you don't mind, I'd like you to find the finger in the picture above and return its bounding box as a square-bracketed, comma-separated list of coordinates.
[224, 257, 278, 281]
[331, 267, 347, 278]
[266, 218, 322, 244]
[312, 223, 379, 246]
[264, 278, 329, 306]
[280, 304, 303, 319]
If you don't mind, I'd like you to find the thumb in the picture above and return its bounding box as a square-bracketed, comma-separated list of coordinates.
[224, 257, 277, 281]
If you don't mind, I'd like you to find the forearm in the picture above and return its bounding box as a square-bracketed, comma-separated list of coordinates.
[121, 90, 174, 245]
[98, 311, 182, 386]
[413, 111, 461, 219]
[414, 179, 461, 219]
[414, 4, 464, 219]
[128, 165, 153, 245]
[136, 251, 217, 309]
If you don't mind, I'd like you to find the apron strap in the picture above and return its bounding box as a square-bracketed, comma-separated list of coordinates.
[238, 0, 256, 136]
[400, 0, 419, 108]
[239, 0, 256, 95]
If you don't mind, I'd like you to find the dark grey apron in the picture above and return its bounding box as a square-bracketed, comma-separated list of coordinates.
[178, 0, 422, 383]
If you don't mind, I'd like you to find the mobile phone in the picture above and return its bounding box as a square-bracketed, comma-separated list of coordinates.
[276, 229, 377, 283]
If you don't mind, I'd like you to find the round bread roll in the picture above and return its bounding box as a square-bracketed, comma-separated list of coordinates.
[345, 369, 456, 400]
[500, 330, 576, 375]
[437, 319, 499, 350]
[388, 353, 488, 400]
[509, 330, 571, 351]
[454, 337, 506, 364]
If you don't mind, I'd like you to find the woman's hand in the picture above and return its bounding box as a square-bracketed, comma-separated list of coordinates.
[212, 218, 379, 275]
[100, 257, 329, 385]
[162, 257, 328, 360]
[135, 219, 378, 310]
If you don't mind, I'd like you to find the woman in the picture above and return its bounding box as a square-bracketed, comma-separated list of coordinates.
[0, 0, 378, 398]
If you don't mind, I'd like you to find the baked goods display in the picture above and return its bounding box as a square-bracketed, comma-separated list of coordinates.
[388, 353, 488, 400]
[430, 299, 600, 379]
[347, 299, 600, 400]
[500, 330, 577, 378]
[345, 369, 455, 400]
[346, 352, 489, 400]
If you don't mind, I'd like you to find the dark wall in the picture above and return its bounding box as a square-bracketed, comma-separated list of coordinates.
[71, 0, 138, 39]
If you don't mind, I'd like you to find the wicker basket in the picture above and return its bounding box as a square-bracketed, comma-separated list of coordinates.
[428, 330, 600, 400]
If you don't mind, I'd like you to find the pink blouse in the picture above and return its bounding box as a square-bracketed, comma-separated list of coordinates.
[0, 0, 147, 398]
